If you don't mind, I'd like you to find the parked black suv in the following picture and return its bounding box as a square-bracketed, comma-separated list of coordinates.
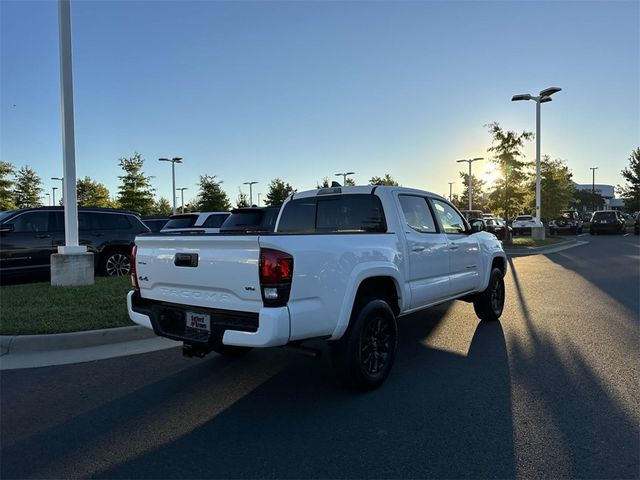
[589, 210, 626, 235]
[0, 207, 150, 278]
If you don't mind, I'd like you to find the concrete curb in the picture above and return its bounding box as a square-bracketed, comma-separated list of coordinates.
[0, 325, 157, 356]
[505, 239, 588, 257]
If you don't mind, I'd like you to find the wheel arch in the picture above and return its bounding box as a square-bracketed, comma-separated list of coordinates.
[330, 265, 404, 340]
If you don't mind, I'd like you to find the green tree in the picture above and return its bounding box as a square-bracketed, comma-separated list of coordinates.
[193, 175, 231, 211]
[13, 166, 43, 208]
[458, 172, 489, 211]
[316, 177, 331, 188]
[154, 197, 173, 215]
[0, 161, 16, 210]
[485, 122, 534, 220]
[265, 178, 296, 206]
[618, 147, 640, 212]
[117, 152, 155, 214]
[526, 157, 575, 221]
[236, 189, 249, 208]
[76, 177, 115, 207]
[344, 177, 356, 186]
[369, 174, 400, 186]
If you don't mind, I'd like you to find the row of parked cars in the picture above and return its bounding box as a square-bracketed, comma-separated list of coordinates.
[0, 205, 280, 281]
[461, 209, 639, 237]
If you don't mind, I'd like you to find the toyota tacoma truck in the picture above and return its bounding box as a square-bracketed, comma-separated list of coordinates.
[128, 186, 507, 389]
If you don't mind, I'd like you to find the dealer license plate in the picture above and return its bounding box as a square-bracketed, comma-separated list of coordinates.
[186, 311, 211, 332]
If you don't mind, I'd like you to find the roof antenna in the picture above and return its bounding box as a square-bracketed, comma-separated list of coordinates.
[331, 181, 341, 187]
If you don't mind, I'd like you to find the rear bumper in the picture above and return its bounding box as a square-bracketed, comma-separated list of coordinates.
[127, 290, 290, 348]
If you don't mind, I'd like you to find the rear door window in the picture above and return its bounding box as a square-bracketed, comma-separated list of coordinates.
[95, 213, 132, 230]
[399, 195, 437, 233]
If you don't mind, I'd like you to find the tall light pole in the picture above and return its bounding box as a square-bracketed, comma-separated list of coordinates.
[590, 166, 598, 211]
[448, 182, 454, 201]
[456, 158, 483, 210]
[52, 187, 58, 206]
[243, 181, 258, 206]
[257, 193, 262, 207]
[512, 86, 562, 229]
[176, 187, 188, 213]
[335, 171, 355, 185]
[46, 193, 51, 206]
[159, 157, 182, 215]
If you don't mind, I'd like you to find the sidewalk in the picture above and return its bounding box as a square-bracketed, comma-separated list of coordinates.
[0, 325, 179, 371]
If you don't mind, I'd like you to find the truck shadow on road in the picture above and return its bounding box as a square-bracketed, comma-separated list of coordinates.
[95, 305, 516, 479]
[1, 304, 517, 479]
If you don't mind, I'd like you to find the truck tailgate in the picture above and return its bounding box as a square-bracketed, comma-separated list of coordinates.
[135, 235, 263, 313]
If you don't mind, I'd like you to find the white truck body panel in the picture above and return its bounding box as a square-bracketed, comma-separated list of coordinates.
[128, 186, 507, 349]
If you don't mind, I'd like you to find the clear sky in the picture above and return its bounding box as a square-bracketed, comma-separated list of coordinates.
[1, 0, 638, 206]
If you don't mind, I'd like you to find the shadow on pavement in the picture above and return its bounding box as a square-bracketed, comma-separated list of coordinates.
[506, 257, 639, 478]
[1, 303, 517, 479]
[542, 236, 639, 315]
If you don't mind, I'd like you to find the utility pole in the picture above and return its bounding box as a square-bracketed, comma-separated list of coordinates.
[159, 157, 183, 215]
[590, 167, 598, 211]
[177, 187, 188, 213]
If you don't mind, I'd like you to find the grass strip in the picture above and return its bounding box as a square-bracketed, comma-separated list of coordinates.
[0, 276, 134, 335]
[505, 236, 567, 249]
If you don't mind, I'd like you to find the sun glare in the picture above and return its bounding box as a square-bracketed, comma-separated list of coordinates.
[481, 164, 502, 189]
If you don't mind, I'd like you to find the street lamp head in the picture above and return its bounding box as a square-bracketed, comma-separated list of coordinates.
[158, 158, 169, 162]
[345, 171, 355, 176]
[172, 157, 183, 163]
[512, 94, 533, 102]
[540, 96, 553, 103]
[472, 157, 484, 161]
[539, 86, 562, 97]
[51, 177, 63, 181]
[456, 159, 466, 163]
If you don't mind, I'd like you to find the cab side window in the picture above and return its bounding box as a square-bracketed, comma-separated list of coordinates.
[431, 199, 467, 234]
[399, 195, 437, 233]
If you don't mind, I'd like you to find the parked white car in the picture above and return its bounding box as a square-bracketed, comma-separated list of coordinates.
[129, 186, 507, 389]
[160, 212, 230, 234]
[511, 215, 540, 235]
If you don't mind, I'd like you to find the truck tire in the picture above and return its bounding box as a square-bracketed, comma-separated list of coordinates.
[473, 267, 505, 322]
[331, 298, 398, 391]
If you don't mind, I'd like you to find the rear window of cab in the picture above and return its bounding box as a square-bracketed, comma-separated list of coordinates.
[277, 194, 387, 233]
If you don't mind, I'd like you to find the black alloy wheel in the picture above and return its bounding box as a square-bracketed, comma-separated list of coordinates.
[360, 315, 392, 376]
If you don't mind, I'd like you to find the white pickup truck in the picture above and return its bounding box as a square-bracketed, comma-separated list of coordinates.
[128, 186, 507, 389]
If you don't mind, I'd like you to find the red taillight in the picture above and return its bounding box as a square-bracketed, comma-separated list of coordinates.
[259, 248, 293, 307]
[131, 245, 139, 290]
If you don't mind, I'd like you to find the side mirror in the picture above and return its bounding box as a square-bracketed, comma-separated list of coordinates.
[470, 219, 485, 233]
[0, 223, 14, 233]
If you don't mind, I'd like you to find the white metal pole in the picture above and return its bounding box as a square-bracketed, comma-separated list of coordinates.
[535, 99, 541, 223]
[181, 189, 185, 213]
[468, 161, 472, 211]
[171, 161, 177, 215]
[249, 183, 253, 206]
[58, 0, 82, 251]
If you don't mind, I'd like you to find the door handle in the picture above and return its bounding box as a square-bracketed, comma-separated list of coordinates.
[449, 244, 460, 250]
[411, 246, 426, 252]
